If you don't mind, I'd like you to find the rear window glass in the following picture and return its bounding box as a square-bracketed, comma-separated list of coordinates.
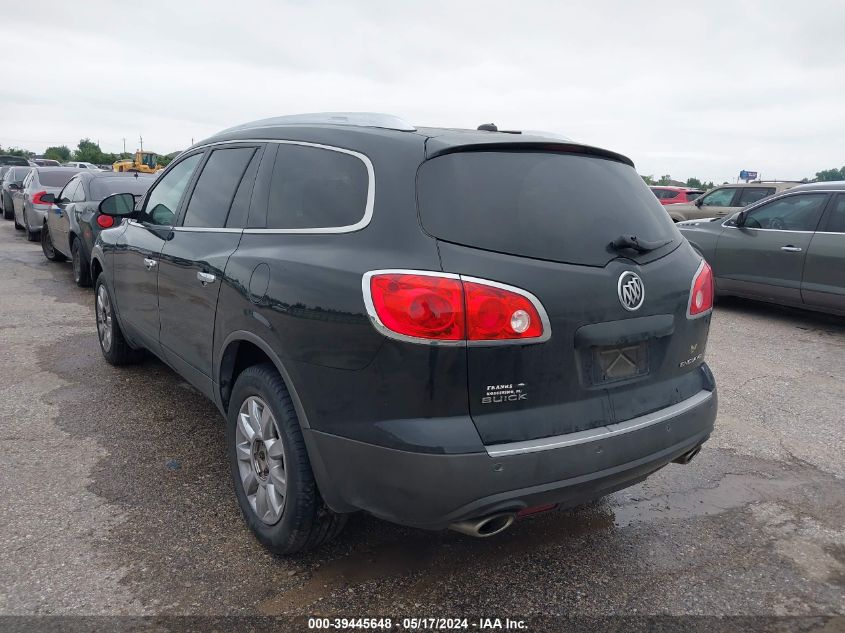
[90, 176, 155, 200]
[38, 171, 77, 187]
[418, 152, 679, 267]
[0, 156, 29, 166]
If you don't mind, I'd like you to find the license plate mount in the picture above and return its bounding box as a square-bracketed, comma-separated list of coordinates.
[590, 342, 649, 384]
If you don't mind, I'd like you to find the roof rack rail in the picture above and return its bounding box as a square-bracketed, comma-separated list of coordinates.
[220, 112, 416, 134]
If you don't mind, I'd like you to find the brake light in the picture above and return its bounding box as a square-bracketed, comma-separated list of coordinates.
[96, 214, 115, 229]
[463, 279, 544, 340]
[31, 191, 49, 205]
[363, 271, 549, 344]
[688, 260, 714, 317]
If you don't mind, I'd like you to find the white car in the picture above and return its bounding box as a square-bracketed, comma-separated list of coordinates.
[64, 161, 101, 170]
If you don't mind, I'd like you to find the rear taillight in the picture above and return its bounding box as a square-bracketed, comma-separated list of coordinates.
[31, 191, 49, 205]
[96, 214, 115, 229]
[688, 260, 714, 317]
[363, 270, 550, 345]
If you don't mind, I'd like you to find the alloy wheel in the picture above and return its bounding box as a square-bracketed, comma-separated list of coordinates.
[96, 285, 113, 352]
[235, 396, 287, 525]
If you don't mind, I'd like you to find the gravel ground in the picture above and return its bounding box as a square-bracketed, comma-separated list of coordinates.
[0, 218, 843, 625]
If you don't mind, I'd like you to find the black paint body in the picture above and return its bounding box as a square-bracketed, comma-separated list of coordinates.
[92, 122, 717, 529]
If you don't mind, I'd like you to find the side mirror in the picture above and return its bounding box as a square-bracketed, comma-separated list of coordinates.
[735, 210, 748, 227]
[9, 183, 21, 191]
[40, 193, 56, 204]
[98, 192, 136, 217]
[694, 198, 704, 207]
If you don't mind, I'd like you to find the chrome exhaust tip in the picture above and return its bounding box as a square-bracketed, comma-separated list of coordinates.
[449, 512, 516, 538]
[673, 445, 702, 465]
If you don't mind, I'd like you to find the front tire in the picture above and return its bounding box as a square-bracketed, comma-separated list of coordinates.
[94, 277, 144, 365]
[228, 363, 346, 555]
[71, 239, 91, 286]
[41, 224, 66, 262]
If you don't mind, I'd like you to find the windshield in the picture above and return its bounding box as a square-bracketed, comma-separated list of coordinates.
[417, 151, 679, 267]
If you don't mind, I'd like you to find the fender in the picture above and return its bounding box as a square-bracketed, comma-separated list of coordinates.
[215, 330, 356, 513]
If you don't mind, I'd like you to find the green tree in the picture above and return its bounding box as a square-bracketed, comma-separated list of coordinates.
[685, 177, 703, 188]
[73, 138, 106, 163]
[641, 174, 655, 185]
[44, 145, 71, 162]
[657, 174, 672, 185]
[815, 166, 845, 182]
[0, 145, 34, 158]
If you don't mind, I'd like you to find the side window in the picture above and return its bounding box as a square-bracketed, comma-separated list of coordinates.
[701, 187, 737, 207]
[225, 149, 262, 228]
[22, 171, 33, 188]
[182, 147, 256, 228]
[140, 153, 202, 226]
[736, 187, 774, 207]
[820, 195, 845, 233]
[71, 180, 86, 202]
[266, 144, 369, 230]
[745, 193, 827, 231]
[58, 180, 79, 202]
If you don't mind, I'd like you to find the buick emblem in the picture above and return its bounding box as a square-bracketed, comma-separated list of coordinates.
[618, 272, 645, 311]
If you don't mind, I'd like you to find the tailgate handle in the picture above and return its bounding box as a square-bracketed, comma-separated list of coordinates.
[574, 314, 674, 348]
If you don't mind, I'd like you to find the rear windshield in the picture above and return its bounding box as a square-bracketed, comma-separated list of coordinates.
[418, 151, 679, 267]
[39, 171, 77, 187]
[0, 156, 30, 166]
[91, 176, 154, 200]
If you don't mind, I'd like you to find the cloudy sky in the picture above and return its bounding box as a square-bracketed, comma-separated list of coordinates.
[3, 1, 843, 183]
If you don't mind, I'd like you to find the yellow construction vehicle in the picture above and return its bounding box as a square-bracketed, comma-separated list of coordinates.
[113, 151, 165, 173]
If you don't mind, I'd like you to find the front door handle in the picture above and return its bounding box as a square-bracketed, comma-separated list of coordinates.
[197, 271, 216, 285]
[143, 257, 157, 270]
[780, 246, 802, 253]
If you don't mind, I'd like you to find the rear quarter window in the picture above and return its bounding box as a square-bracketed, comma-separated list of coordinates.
[265, 144, 370, 230]
[418, 151, 679, 267]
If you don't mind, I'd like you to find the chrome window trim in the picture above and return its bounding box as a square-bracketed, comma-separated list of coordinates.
[185, 139, 375, 235]
[485, 389, 714, 457]
[171, 226, 242, 233]
[361, 269, 552, 347]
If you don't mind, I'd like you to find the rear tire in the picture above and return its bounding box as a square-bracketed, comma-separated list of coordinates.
[24, 210, 37, 241]
[71, 239, 91, 287]
[2, 196, 12, 220]
[94, 276, 144, 365]
[41, 224, 66, 262]
[13, 208, 22, 230]
[228, 363, 347, 555]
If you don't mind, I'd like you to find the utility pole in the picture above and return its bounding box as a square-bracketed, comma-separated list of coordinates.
[122, 137, 126, 154]
[139, 135, 143, 152]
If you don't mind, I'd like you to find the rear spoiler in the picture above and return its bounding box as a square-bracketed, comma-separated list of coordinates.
[425, 141, 635, 168]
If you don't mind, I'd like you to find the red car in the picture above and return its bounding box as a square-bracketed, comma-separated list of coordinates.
[650, 186, 704, 205]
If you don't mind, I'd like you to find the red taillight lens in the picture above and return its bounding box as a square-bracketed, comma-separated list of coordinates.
[463, 280, 544, 340]
[96, 214, 115, 229]
[688, 260, 714, 317]
[31, 191, 49, 205]
[368, 273, 465, 341]
[365, 271, 548, 344]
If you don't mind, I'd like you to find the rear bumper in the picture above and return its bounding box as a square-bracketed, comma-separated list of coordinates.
[306, 387, 717, 529]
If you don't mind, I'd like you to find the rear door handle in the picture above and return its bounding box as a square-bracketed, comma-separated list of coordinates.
[143, 257, 157, 270]
[197, 271, 216, 285]
[780, 246, 802, 252]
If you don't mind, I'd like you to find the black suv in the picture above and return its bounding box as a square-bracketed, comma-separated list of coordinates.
[91, 113, 718, 554]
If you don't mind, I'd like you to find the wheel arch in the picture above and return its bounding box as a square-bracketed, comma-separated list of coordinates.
[216, 331, 311, 429]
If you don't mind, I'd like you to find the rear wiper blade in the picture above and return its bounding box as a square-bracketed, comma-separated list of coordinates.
[609, 235, 673, 253]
